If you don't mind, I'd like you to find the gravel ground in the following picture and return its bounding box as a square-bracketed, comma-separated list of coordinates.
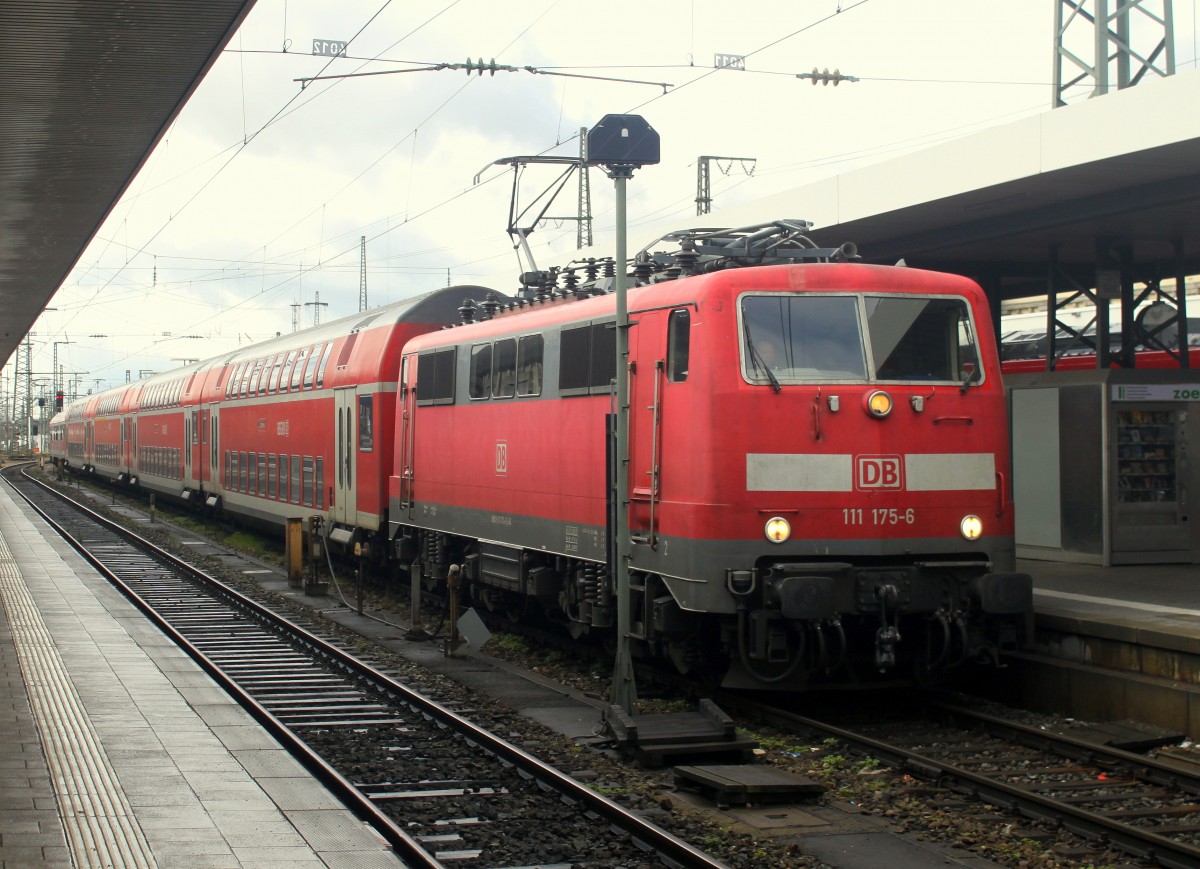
[37, 469, 1144, 868]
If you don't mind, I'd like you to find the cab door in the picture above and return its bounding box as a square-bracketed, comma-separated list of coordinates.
[333, 387, 358, 526]
[629, 314, 667, 544]
[629, 307, 691, 546]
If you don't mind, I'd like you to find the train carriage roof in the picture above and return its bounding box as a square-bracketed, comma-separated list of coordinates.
[203, 284, 504, 368]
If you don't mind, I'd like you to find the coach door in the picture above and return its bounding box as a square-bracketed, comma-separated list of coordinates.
[397, 355, 416, 518]
[186, 408, 206, 489]
[209, 407, 220, 492]
[333, 388, 358, 526]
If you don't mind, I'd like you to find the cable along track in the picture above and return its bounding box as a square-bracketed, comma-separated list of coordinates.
[6, 467, 727, 869]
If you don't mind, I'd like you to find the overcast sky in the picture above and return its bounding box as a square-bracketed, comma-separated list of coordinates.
[19, 0, 1200, 396]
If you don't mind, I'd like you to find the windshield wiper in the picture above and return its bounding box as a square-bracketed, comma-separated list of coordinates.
[960, 364, 980, 393]
[743, 319, 781, 393]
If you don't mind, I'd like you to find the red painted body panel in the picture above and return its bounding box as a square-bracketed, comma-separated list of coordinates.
[399, 264, 1014, 550]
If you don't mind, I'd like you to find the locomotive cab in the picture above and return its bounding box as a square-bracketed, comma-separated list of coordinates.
[707, 271, 1032, 686]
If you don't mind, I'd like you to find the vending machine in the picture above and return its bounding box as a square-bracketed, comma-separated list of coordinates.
[1009, 370, 1199, 565]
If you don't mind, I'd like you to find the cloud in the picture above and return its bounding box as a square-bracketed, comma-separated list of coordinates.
[26, 0, 1186, 394]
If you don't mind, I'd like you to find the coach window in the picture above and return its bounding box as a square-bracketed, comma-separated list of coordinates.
[302, 344, 323, 388]
[290, 346, 311, 391]
[516, 334, 543, 396]
[249, 359, 266, 395]
[240, 452, 249, 492]
[315, 458, 324, 508]
[493, 338, 517, 399]
[315, 342, 334, 387]
[667, 309, 690, 382]
[278, 454, 288, 501]
[302, 457, 314, 507]
[415, 347, 457, 406]
[266, 353, 283, 394]
[358, 396, 374, 451]
[469, 344, 492, 400]
[278, 350, 298, 392]
[290, 454, 301, 504]
[268, 454, 277, 499]
[248, 454, 257, 495]
[254, 356, 270, 395]
[191, 411, 199, 444]
[257, 454, 266, 496]
[239, 364, 254, 398]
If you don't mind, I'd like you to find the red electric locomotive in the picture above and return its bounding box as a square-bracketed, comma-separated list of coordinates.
[390, 222, 1031, 687]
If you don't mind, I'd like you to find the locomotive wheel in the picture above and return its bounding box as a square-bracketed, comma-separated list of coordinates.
[480, 586, 525, 622]
[664, 638, 699, 675]
[568, 620, 590, 641]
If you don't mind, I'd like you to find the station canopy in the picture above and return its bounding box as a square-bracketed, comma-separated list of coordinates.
[0, 0, 257, 367]
[681, 70, 1200, 302]
[4, 3, 1200, 370]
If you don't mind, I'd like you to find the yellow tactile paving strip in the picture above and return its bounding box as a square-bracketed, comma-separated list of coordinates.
[0, 532, 157, 869]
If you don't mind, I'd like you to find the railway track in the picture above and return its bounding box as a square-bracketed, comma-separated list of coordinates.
[5, 465, 729, 869]
[739, 694, 1200, 869]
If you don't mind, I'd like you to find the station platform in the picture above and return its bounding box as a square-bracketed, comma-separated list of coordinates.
[1027, 558, 1200, 631]
[0, 481, 405, 868]
[1011, 557, 1200, 737]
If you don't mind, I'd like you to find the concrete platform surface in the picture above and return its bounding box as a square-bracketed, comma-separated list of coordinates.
[0, 480, 404, 868]
[1025, 557, 1200, 643]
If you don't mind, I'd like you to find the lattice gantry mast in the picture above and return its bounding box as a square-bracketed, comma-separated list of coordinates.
[1053, 0, 1175, 107]
[577, 128, 593, 249]
[359, 236, 368, 312]
[696, 156, 756, 216]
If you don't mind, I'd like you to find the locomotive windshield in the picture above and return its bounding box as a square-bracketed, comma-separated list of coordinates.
[740, 293, 979, 384]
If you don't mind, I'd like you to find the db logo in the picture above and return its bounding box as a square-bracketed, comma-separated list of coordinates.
[496, 441, 508, 475]
[856, 455, 903, 491]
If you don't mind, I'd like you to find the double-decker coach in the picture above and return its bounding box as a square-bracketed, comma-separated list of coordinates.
[52, 286, 498, 553]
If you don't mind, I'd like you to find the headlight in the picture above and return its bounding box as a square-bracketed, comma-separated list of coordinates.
[960, 514, 983, 541]
[764, 516, 791, 544]
[865, 390, 893, 418]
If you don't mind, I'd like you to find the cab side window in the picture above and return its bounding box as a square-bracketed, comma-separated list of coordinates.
[667, 309, 690, 382]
